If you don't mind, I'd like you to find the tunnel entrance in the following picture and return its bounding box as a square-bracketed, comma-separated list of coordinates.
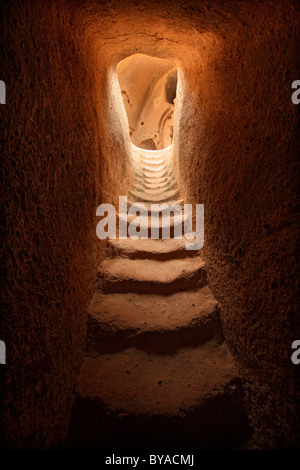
[114, 53, 181, 212]
[117, 53, 178, 151]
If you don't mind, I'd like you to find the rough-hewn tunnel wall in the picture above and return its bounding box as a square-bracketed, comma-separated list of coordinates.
[175, 3, 300, 448]
[94, 61, 133, 208]
[0, 0, 132, 448]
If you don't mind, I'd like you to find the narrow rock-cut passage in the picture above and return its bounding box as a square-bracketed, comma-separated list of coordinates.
[68, 146, 250, 449]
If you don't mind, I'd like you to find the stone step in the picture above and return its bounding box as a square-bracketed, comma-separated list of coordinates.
[97, 256, 207, 295]
[141, 163, 167, 173]
[134, 180, 177, 193]
[106, 238, 198, 260]
[129, 188, 180, 203]
[134, 146, 172, 157]
[136, 183, 176, 193]
[126, 199, 184, 213]
[140, 158, 165, 165]
[117, 211, 188, 239]
[68, 341, 250, 449]
[142, 168, 170, 179]
[135, 178, 176, 191]
[138, 153, 165, 160]
[140, 158, 172, 167]
[86, 287, 222, 354]
[133, 154, 166, 163]
[132, 186, 177, 197]
[134, 182, 178, 195]
[135, 175, 170, 185]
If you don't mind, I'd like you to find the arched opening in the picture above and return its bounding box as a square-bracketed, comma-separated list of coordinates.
[117, 53, 178, 151]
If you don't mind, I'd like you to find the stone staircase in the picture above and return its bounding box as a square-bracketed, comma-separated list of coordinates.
[67, 145, 250, 449]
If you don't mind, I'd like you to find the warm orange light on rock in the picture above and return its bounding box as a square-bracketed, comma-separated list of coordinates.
[117, 54, 177, 150]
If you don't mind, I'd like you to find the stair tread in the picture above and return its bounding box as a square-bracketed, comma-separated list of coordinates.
[79, 340, 239, 416]
[142, 169, 169, 179]
[141, 163, 167, 172]
[127, 199, 184, 211]
[98, 256, 204, 284]
[137, 184, 175, 193]
[136, 181, 173, 190]
[133, 186, 177, 196]
[118, 211, 187, 227]
[107, 238, 197, 259]
[135, 176, 170, 185]
[89, 287, 218, 332]
[97, 256, 207, 294]
[130, 187, 179, 196]
[130, 188, 180, 203]
[140, 158, 165, 165]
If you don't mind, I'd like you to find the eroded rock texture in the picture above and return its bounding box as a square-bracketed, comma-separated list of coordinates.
[117, 54, 176, 149]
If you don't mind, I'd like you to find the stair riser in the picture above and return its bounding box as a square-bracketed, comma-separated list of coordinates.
[132, 187, 178, 197]
[129, 190, 180, 204]
[134, 182, 177, 193]
[68, 377, 251, 450]
[126, 200, 184, 212]
[117, 219, 187, 239]
[139, 161, 172, 169]
[140, 159, 165, 165]
[138, 175, 171, 183]
[142, 169, 170, 179]
[136, 175, 170, 184]
[106, 243, 198, 260]
[135, 180, 176, 191]
[86, 309, 223, 354]
[141, 165, 167, 173]
[97, 267, 207, 295]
